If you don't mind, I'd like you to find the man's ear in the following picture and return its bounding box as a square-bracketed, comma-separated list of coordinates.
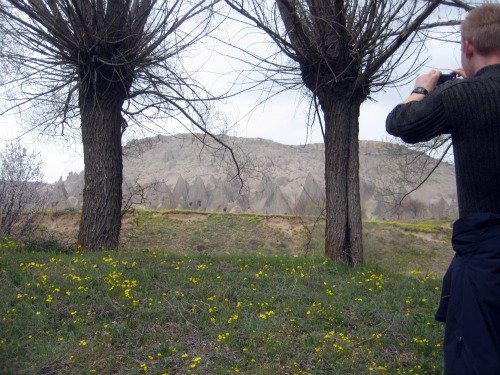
[464, 39, 474, 59]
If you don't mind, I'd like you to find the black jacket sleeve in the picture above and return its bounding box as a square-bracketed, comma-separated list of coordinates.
[385, 89, 453, 144]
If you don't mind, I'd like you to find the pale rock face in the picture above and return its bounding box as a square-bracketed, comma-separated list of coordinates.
[44, 134, 458, 219]
[187, 177, 209, 210]
[252, 178, 291, 214]
[144, 182, 172, 210]
[172, 175, 189, 209]
[67, 196, 79, 209]
[298, 173, 324, 204]
[47, 178, 69, 209]
[207, 182, 233, 212]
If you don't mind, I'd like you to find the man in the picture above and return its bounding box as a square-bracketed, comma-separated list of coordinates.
[386, 4, 500, 374]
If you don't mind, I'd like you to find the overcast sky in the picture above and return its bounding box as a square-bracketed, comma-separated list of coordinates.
[0, 11, 464, 183]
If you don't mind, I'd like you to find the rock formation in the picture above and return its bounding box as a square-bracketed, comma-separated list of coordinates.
[44, 133, 458, 219]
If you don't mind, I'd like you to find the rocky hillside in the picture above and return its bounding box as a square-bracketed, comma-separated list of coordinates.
[45, 134, 458, 219]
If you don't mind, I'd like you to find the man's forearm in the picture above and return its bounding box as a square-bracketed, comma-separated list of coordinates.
[403, 92, 427, 104]
[386, 94, 450, 144]
[386, 69, 451, 143]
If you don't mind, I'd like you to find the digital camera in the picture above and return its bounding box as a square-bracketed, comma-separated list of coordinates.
[437, 72, 458, 85]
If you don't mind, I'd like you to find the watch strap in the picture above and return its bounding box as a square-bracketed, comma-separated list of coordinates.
[411, 87, 429, 95]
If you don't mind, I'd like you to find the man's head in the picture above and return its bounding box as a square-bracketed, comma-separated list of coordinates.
[461, 4, 500, 76]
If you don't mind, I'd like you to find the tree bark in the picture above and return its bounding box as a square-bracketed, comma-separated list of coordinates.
[77, 92, 124, 251]
[322, 95, 363, 266]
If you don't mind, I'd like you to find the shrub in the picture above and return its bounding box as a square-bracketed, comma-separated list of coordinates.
[0, 141, 45, 237]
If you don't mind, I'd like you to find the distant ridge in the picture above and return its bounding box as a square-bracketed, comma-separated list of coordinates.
[44, 133, 458, 219]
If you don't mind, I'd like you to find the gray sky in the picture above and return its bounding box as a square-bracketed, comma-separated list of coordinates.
[1, 15, 463, 183]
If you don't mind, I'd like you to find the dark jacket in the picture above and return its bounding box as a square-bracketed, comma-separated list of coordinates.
[438, 213, 500, 375]
[386, 64, 500, 217]
[386, 65, 500, 374]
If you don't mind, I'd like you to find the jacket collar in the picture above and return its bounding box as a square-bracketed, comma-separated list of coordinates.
[475, 63, 500, 78]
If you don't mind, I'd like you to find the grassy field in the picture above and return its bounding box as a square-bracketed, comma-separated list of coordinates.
[0, 211, 454, 374]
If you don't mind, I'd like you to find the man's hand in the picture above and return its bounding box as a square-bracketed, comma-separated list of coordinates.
[453, 67, 467, 78]
[403, 69, 441, 104]
[414, 69, 441, 91]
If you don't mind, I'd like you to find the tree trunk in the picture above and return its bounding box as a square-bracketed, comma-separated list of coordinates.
[77, 93, 124, 251]
[322, 96, 363, 266]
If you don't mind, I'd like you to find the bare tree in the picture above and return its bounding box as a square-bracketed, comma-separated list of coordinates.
[0, 0, 242, 250]
[292, 189, 325, 256]
[379, 135, 454, 215]
[224, 0, 469, 265]
[0, 142, 44, 237]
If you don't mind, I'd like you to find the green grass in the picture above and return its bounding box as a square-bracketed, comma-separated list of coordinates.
[0, 212, 454, 374]
[121, 211, 304, 257]
[375, 220, 452, 234]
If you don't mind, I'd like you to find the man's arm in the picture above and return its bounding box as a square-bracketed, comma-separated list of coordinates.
[403, 69, 441, 104]
[386, 70, 453, 143]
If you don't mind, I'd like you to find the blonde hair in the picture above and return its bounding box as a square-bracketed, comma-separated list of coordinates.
[461, 4, 500, 54]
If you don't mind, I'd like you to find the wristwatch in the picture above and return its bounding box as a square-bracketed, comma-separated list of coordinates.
[411, 87, 429, 95]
